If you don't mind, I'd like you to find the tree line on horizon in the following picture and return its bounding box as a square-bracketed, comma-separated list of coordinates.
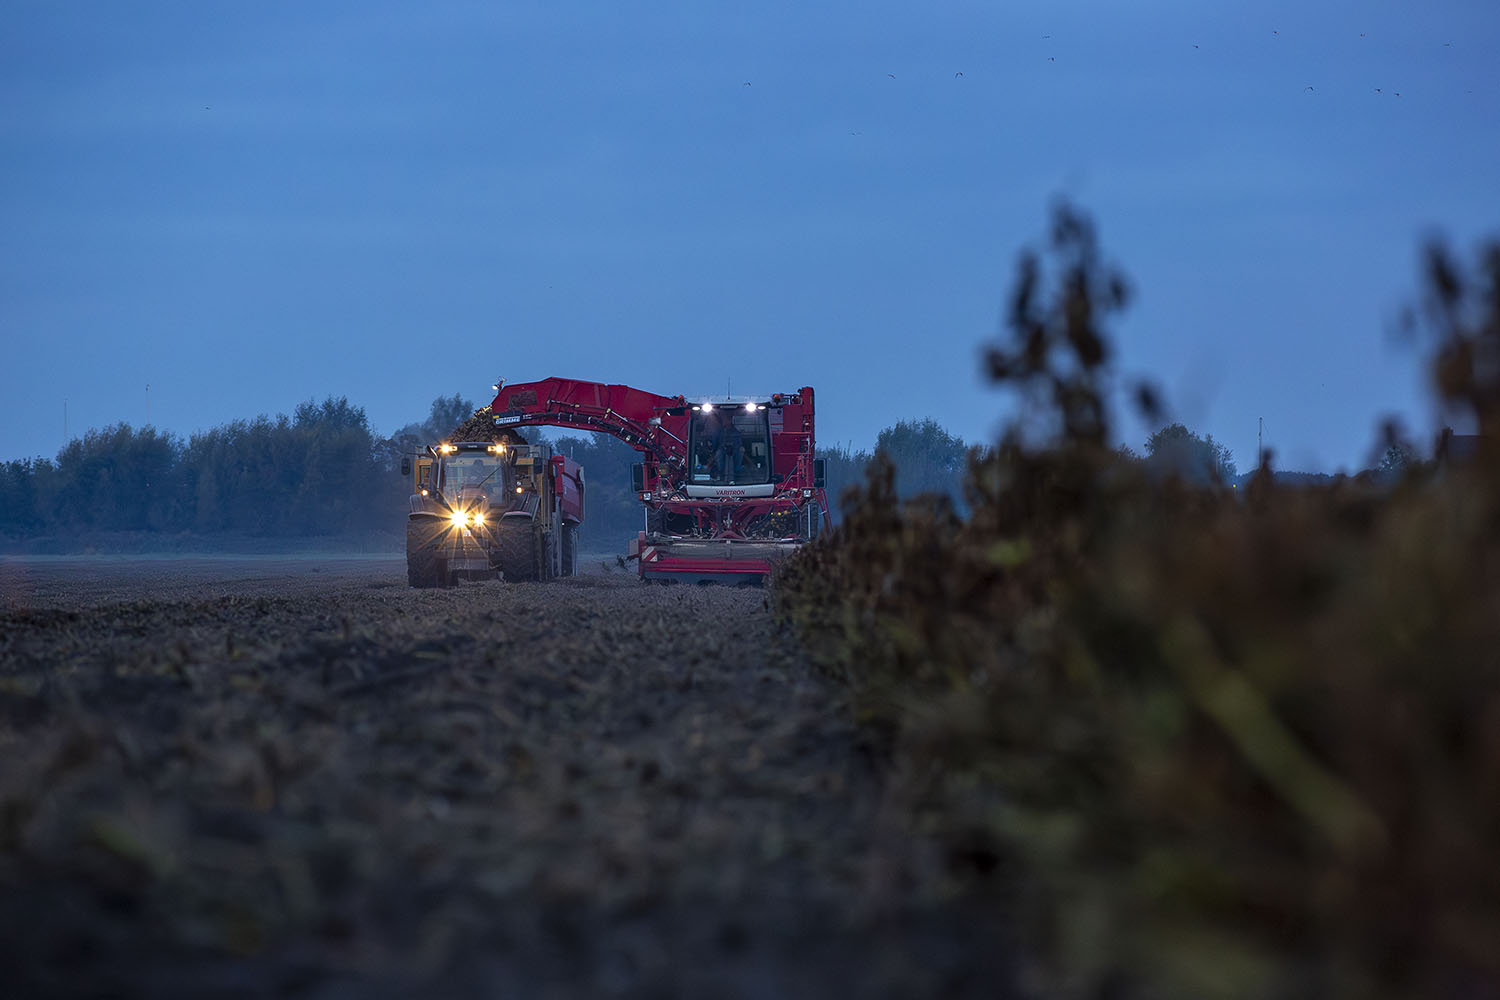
[0, 395, 975, 549]
[0, 386, 1399, 548]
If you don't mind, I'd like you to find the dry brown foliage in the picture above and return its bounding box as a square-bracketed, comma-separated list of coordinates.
[775, 206, 1500, 999]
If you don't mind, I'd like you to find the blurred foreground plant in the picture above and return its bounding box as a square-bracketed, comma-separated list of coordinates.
[775, 206, 1500, 999]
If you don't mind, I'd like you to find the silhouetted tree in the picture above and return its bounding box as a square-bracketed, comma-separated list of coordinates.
[1144, 423, 1236, 483]
[875, 418, 969, 507]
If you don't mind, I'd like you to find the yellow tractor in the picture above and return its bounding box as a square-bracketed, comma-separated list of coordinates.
[401, 438, 584, 587]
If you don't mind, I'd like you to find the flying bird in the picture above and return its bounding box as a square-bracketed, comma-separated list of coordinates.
[743, 82, 751, 86]
[888, 73, 896, 79]
[1304, 86, 1314, 92]
[954, 71, 963, 77]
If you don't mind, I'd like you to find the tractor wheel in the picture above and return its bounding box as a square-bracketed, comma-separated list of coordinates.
[560, 524, 577, 577]
[406, 555, 430, 588]
[406, 518, 443, 588]
[498, 521, 539, 582]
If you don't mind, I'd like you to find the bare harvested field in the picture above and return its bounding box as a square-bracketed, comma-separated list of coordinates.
[0, 557, 1013, 999]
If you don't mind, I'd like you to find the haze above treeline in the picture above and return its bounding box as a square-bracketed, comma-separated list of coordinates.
[5, 3, 1496, 475]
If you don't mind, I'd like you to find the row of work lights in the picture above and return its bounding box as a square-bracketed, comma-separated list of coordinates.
[692, 402, 762, 412]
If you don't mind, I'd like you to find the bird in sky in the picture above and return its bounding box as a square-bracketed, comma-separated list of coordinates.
[1304, 86, 1314, 92]
[888, 73, 896, 79]
[954, 71, 963, 78]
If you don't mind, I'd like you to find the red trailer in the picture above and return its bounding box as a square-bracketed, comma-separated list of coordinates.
[489, 378, 829, 584]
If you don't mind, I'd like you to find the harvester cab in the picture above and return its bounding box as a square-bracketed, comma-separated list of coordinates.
[686, 402, 774, 492]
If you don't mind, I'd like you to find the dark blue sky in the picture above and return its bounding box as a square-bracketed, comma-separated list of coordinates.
[4, 1, 1497, 472]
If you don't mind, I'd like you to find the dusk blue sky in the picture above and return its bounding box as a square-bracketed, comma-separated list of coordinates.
[4, 1, 1497, 473]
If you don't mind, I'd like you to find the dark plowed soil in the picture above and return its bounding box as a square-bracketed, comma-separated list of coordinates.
[0, 558, 1016, 999]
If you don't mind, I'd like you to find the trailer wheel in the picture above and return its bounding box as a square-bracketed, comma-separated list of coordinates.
[498, 521, 539, 582]
[541, 531, 557, 581]
[560, 524, 577, 577]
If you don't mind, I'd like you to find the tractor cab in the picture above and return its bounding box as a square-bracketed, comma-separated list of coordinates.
[436, 442, 512, 501]
[687, 402, 772, 487]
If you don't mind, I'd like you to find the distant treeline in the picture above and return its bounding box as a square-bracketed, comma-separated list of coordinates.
[0, 386, 1401, 550]
[0, 394, 977, 550]
[0, 398, 404, 541]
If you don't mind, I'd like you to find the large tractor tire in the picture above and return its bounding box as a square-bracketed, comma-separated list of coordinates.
[498, 521, 539, 582]
[406, 518, 448, 588]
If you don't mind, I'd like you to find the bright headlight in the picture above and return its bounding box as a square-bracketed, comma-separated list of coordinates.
[474, 512, 485, 526]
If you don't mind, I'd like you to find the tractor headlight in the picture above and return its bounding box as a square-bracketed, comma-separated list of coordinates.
[474, 512, 485, 526]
